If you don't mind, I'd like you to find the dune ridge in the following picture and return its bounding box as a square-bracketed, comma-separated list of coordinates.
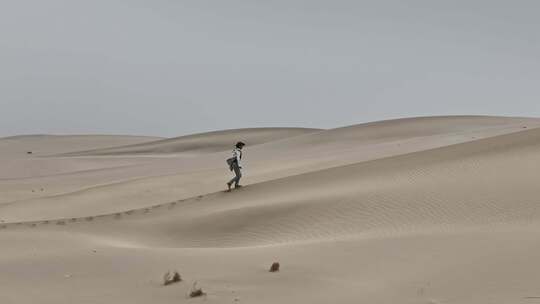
[62, 127, 322, 156]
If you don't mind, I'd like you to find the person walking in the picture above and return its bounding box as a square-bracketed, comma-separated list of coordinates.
[226, 141, 245, 191]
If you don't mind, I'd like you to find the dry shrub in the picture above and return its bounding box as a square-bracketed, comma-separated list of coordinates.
[269, 262, 280, 272]
[189, 282, 205, 298]
[56, 220, 66, 225]
[163, 271, 182, 286]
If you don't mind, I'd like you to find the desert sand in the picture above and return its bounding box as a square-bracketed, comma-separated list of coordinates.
[1, 116, 540, 304]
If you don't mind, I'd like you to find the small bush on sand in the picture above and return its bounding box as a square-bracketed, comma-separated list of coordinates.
[269, 262, 280, 272]
[163, 271, 182, 286]
[189, 282, 205, 298]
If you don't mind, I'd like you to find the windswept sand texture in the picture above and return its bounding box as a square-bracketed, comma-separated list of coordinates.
[1, 117, 540, 304]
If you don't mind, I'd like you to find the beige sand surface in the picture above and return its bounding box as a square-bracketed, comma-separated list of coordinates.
[1, 117, 540, 303]
[0, 134, 162, 157]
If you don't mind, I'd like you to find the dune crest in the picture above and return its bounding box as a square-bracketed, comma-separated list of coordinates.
[63, 127, 322, 156]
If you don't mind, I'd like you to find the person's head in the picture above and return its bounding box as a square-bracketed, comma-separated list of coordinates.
[236, 141, 246, 149]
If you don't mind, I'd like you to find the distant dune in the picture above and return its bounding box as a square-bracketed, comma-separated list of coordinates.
[0, 134, 162, 157]
[63, 127, 322, 156]
[1, 116, 540, 304]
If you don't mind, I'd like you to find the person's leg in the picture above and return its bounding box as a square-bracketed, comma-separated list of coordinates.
[227, 175, 236, 188]
[227, 163, 241, 187]
[233, 165, 242, 187]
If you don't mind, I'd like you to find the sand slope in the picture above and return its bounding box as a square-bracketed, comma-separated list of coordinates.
[1, 116, 540, 304]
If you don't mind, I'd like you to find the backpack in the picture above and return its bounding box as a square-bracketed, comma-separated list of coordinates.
[226, 157, 236, 171]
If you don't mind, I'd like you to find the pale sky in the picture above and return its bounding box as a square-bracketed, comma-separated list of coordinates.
[1, 0, 539, 137]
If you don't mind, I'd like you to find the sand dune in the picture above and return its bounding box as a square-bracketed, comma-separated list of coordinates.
[2, 116, 538, 222]
[64, 127, 321, 156]
[1, 116, 540, 303]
